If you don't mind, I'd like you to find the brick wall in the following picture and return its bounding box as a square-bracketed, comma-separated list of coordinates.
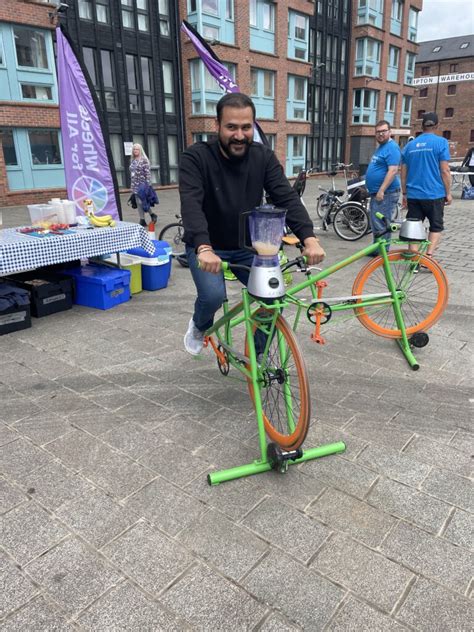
[0, 0, 55, 28]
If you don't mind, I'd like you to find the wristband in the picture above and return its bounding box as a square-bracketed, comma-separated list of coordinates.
[197, 246, 214, 255]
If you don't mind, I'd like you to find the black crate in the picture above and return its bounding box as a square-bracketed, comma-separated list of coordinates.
[0, 284, 31, 335]
[5, 271, 74, 318]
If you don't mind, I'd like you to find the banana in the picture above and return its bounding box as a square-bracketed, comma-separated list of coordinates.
[89, 214, 115, 227]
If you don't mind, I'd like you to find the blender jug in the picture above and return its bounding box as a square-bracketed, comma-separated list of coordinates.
[249, 205, 287, 256]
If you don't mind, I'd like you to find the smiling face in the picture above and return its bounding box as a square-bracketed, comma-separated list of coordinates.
[215, 106, 254, 161]
[132, 145, 141, 158]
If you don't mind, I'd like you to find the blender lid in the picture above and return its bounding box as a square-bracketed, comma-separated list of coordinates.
[253, 204, 287, 215]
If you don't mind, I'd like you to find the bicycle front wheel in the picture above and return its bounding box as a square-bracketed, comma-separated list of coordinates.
[245, 311, 310, 450]
[317, 193, 331, 218]
[352, 251, 448, 338]
[333, 204, 369, 241]
[158, 222, 185, 257]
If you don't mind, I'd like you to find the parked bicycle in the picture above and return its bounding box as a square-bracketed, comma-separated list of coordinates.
[158, 215, 188, 267]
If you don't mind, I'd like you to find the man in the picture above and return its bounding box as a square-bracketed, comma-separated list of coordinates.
[401, 112, 451, 256]
[179, 92, 325, 356]
[365, 120, 401, 253]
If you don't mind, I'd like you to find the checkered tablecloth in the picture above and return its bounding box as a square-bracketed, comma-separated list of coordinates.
[0, 221, 155, 276]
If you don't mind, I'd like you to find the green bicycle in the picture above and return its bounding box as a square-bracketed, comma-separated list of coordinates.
[203, 211, 448, 485]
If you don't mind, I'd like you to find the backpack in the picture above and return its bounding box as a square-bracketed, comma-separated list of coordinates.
[461, 186, 474, 200]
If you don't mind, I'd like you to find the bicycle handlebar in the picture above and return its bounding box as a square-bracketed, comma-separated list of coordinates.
[373, 211, 399, 239]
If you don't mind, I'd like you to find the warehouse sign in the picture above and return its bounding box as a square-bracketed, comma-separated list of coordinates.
[414, 72, 474, 86]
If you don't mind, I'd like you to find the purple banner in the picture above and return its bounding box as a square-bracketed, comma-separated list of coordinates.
[181, 21, 267, 145]
[56, 28, 119, 219]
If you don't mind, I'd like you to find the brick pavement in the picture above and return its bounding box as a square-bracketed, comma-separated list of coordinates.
[1, 181, 473, 630]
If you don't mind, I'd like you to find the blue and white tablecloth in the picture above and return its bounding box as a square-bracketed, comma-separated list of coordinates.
[0, 221, 155, 276]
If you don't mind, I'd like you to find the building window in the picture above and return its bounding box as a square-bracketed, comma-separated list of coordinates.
[192, 132, 218, 143]
[167, 135, 178, 183]
[250, 68, 275, 119]
[355, 38, 381, 77]
[445, 108, 454, 118]
[140, 56, 155, 112]
[28, 130, 62, 165]
[147, 134, 161, 185]
[250, 1, 275, 54]
[460, 42, 470, 49]
[286, 135, 306, 176]
[408, 7, 419, 42]
[162, 60, 176, 114]
[432, 46, 441, 53]
[101, 50, 117, 110]
[126, 54, 140, 111]
[387, 45, 400, 82]
[2, 130, 18, 166]
[96, 0, 109, 23]
[421, 66, 430, 76]
[470, 130, 474, 142]
[288, 11, 309, 61]
[390, 0, 403, 36]
[417, 109, 425, 119]
[78, 0, 93, 20]
[137, 0, 149, 31]
[21, 84, 53, 101]
[265, 134, 275, 150]
[352, 88, 379, 125]
[447, 84, 456, 95]
[158, 0, 170, 36]
[442, 131, 451, 140]
[419, 87, 428, 97]
[83, 47, 99, 100]
[14, 27, 48, 69]
[384, 92, 397, 125]
[401, 95, 412, 127]
[287, 75, 307, 120]
[340, 39, 347, 75]
[405, 52, 416, 85]
[450, 63, 458, 72]
[357, 0, 383, 29]
[110, 134, 125, 186]
[0, 34, 4, 66]
[121, 0, 134, 28]
[189, 58, 235, 114]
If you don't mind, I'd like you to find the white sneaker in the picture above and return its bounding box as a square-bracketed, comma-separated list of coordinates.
[184, 318, 205, 356]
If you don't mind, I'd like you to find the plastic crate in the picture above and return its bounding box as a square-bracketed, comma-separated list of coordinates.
[60, 264, 131, 310]
[0, 283, 31, 335]
[4, 271, 73, 318]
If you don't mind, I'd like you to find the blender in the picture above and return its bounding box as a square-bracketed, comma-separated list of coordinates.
[244, 205, 287, 299]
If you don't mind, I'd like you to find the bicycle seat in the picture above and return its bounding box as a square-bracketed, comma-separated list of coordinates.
[282, 235, 301, 247]
[329, 189, 344, 197]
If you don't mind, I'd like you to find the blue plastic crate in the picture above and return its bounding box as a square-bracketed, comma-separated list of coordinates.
[60, 264, 131, 310]
[126, 239, 171, 262]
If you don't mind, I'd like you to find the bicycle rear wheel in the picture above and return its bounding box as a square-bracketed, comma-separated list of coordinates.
[245, 310, 310, 450]
[333, 204, 369, 241]
[158, 222, 185, 257]
[352, 251, 448, 338]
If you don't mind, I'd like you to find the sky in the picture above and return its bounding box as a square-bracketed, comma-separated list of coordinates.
[417, 0, 474, 41]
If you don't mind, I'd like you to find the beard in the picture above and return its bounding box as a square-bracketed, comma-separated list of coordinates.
[218, 137, 252, 162]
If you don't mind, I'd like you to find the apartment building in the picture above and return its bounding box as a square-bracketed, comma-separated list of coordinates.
[180, 0, 350, 175]
[412, 34, 474, 160]
[346, 0, 422, 174]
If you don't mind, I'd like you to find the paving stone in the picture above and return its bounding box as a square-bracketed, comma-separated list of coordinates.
[0, 423, 18, 446]
[312, 399, 356, 428]
[258, 612, 300, 631]
[389, 409, 458, 443]
[345, 415, 414, 450]
[449, 429, 474, 455]
[178, 509, 267, 581]
[160, 563, 265, 630]
[55, 488, 138, 548]
[78, 581, 186, 631]
[308, 488, 398, 548]
[243, 550, 344, 630]
[139, 439, 211, 487]
[45, 429, 108, 471]
[338, 391, 401, 419]
[84, 387, 140, 412]
[0, 398, 43, 424]
[396, 577, 474, 632]
[55, 372, 111, 393]
[67, 409, 127, 436]
[0, 552, 39, 619]
[117, 398, 177, 428]
[251, 466, 327, 511]
[403, 436, 472, 477]
[157, 415, 221, 452]
[0, 438, 53, 481]
[13, 416, 73, 447]
[304, 422, 367, 461]
[367, 477, 451, 533]
[103, 520, 193, 595]
[0, 478, 26, 514]
[301, 454, 378, 500]
[242, 497, 330, 564]
[380, 520, 474, 594]
[125, 477, 207, 536]
[1, 595, 76, 631]
[25, 537, 121, 617]
[195, 432, 258, 470]
[327, 597, 408, 631]
[356, 443, 432, 487]
[35, 391, 100, 416]
[101, 421, 161, 460]
[442, 509, 474, 550]
[2, 501, 69, 565]
[421, 468, 473, 513]
[312, 533, 413, 611]
[165, 391, 225, 420]
[184, 474, 268, 521]
[18, 460, 92, 512]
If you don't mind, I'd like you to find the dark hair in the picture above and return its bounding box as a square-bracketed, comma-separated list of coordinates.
[216, 93, 256, 122]
[375, 120, 391, 130]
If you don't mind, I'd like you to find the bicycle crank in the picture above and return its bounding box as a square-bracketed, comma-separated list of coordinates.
[267, 442, 303, 473]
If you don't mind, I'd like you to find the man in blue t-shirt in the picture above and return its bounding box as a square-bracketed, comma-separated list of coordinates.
[401, 112, 451, 256]
[365, 120, 401, 253]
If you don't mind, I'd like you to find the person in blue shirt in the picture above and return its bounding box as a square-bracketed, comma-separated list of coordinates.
[365, 120, 401, 254]
[401, 112, 452, 256]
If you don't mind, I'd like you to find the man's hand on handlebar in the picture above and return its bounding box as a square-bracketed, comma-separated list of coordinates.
[302, 236, 326, 265]
[198, 249, 222, 274]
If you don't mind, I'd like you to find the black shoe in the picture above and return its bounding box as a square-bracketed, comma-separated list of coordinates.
[150, 213, 158, 223]
[139, 219, 147, 228]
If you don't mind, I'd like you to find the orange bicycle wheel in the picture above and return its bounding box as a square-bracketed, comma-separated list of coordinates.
[352, 251, 448, 338]
[245, 310, 310, 450]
